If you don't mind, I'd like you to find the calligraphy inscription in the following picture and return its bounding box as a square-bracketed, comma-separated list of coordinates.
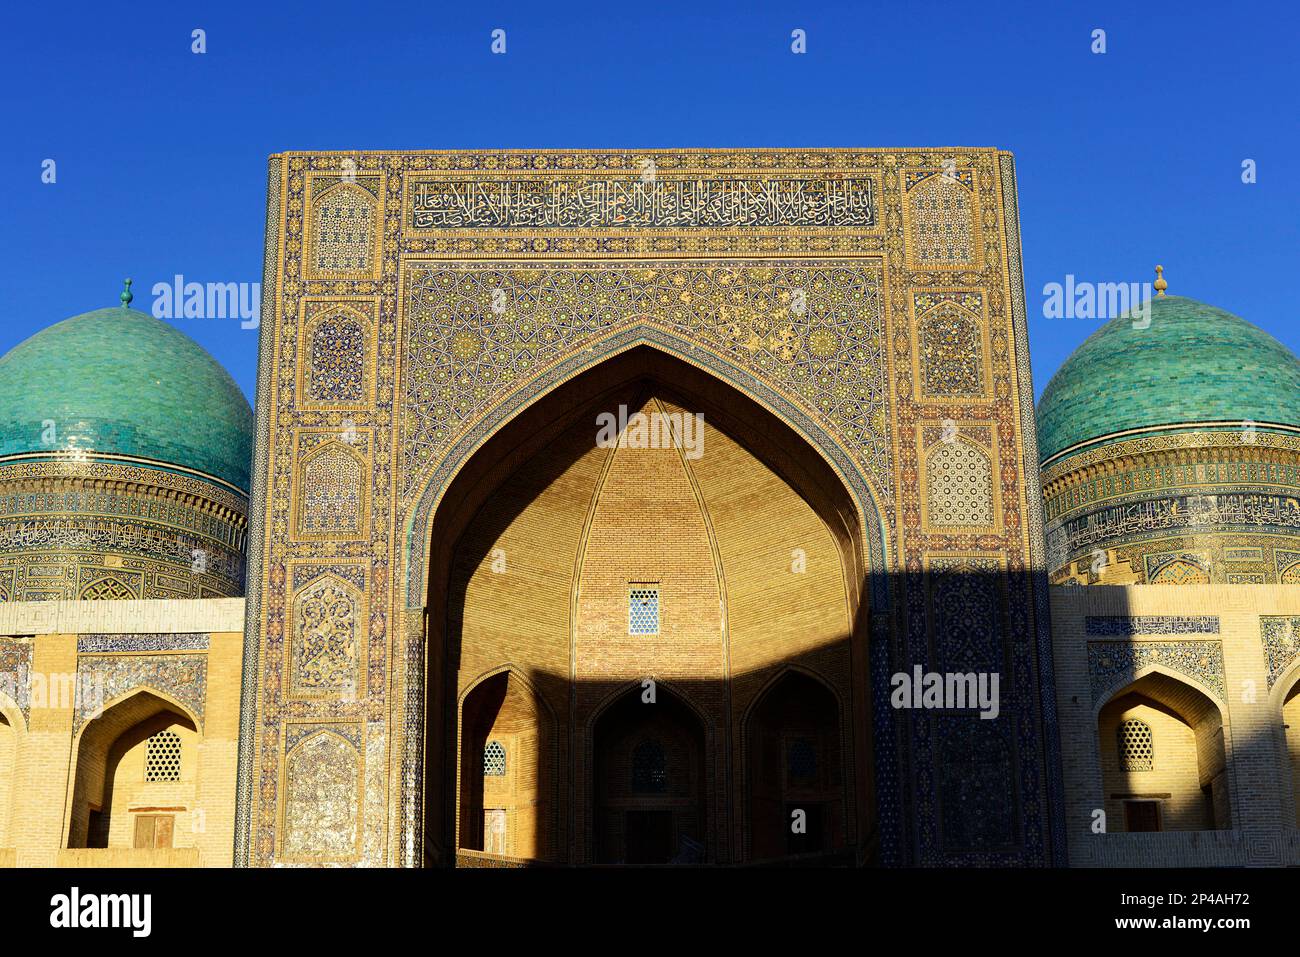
[409, 175, 877, 230]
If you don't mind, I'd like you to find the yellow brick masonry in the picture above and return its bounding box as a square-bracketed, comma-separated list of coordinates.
[1050, 583, 1300, 866]
[0, 599, 244, 868]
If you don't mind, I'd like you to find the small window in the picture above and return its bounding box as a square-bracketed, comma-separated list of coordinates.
[1117, 718, 1153, 771]
[145, 730, 182, 782]
[788, 737, 818, 783]
[631, 740, 667, 793]
[483, 740, 507, 776]
[629, 587, 659, 635]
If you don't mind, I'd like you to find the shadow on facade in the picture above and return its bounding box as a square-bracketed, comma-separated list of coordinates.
[414, 344, 1089, 866]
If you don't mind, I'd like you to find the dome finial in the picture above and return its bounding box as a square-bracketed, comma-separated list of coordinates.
[120, 278, 133, 308]
[1154, 265, 1168, 297]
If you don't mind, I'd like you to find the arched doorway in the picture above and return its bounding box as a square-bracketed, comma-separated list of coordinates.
[1096, 671, 1231, 832]
[1281, 678, 1300, 825]
[421, 345, 876, 865]
[68, 691, 199, 850]
[457, 670, 555, 861]
[0, 701, 20, 848]
[745, 670, 845, 860]
[592, 685, 707, 865]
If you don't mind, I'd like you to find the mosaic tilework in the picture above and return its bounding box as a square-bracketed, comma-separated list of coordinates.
[309, 181, 379, 277]
[400, 260, 890, 503]
[74, 652, 208, 730]
[937, 715, 1017, 853]
[0, 637, 32, 723]
[1087, 640, 1225, 704]
[1085, 616, 1220, 637]
[927, 555, 1005, 674]
[1260, 616, 1300, 688]
[916, 294, 986, 398]
[297, 443, 365, 537]
[1149, 556, 1211, 585]
[925, 439, 995, 528]
[281, 729, 361, 861]
[1041, 430, 1300, 584]
[306, 307, 369, 405]
[290, 574, 362, 697]
[0, 459, 248, 601]
[903, 170, 977, 268]
[239, 149, 1058, 869]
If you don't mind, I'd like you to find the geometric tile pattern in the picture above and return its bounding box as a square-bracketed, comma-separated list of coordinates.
[1086, 639, 1225, 705]
[1259, 616, 1300, 689]
[240, 148, 1057, 870]
[74, 651, 208, 731]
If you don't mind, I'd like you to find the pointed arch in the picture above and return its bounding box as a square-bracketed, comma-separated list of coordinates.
[1093, 668, 1232, 832]
[587, 678, 713, 865]
[1091, 662, 1227, 721]
[454, 665, 557, 862]
[66, 688, 200, 849]
[740, 665, 849, 861]
[404, 331, 888, 610]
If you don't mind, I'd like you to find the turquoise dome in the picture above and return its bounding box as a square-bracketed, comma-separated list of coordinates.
[0, 306, 253, 490]
[1037, 296, 1300, 463]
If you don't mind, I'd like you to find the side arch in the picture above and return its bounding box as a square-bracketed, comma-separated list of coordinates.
[66, 687, 202, 849]
[584, 677, 716, 865]
[453, 664, 558, 862]
[1091, 667, 1233, 832]
[0, 691, 24, 848]
[739, 665, 851, 861]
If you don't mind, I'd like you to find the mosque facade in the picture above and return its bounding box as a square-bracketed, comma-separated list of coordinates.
[0, 148, 1297, 868]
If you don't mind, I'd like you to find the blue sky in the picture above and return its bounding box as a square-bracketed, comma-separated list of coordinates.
[2, 0, 1296, 404]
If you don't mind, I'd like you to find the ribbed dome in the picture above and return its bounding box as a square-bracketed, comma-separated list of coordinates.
[0, 307, 253, 490]
[1036, 296, 1300, 463]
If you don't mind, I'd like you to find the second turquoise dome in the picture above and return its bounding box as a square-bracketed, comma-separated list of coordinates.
[1036, 295, 1300, 463]
[0, 306, 253, 490]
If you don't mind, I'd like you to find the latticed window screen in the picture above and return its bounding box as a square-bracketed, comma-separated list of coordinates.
[144, 730, 182, 782]
[629, 587, 660, 634]
[788, 737, 818, 782]
[1117, 718, 1154, 771]
[631, 740, 667, 793]
[483, 740, 507, 776]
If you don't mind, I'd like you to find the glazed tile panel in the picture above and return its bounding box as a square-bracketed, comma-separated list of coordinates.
[237, 149, 1060, 866]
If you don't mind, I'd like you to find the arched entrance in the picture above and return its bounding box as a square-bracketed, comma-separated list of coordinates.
[745, 670, 845, 860]
[592, 685, 707, 864]
[1095, 671, 1231, 832]
[0, 698, 20, 848]
[421, 345, 876, 865]
[457, 669, 555, 861]
[67, 690, 199, 849]
[1280, 677, 1300, 826]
